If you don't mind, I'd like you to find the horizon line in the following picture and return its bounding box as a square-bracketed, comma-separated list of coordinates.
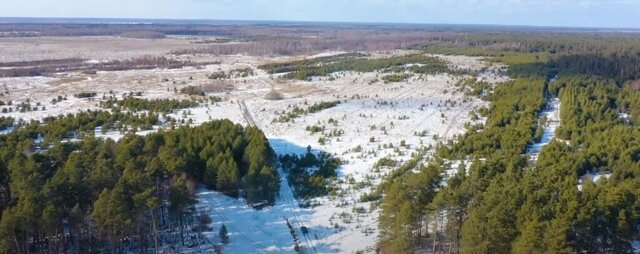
[1, 16, 640, 32]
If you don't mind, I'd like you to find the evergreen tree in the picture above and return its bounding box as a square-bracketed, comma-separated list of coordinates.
[219, 224, 229, 244]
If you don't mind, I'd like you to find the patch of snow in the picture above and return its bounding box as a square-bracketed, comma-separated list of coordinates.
[0, 126, 13, 135]
[577, 172, 612, 191]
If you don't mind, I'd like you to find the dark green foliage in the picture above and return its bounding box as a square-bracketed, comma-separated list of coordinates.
[307, 101, 340, 114]
[0, 117, 13, 130]
[74, 92, 97, 98]
[379, 162, 442, 254]
[209, 68, 255, 79]
[277, 101, 341, 122]
[553, 54, 640, 83]
[100, 96, 198, 113]
[180, 85, 205, 96]
[373, 157, 396, 169]
[0, 116, 278, 252]
[441, 78, 546, 158]
[278, 150, 340, 199]
[11, 110, 159, 142]
[305, 125, 324, 133]
[259, 53, 453, 80]
[381, 73, 411, 83]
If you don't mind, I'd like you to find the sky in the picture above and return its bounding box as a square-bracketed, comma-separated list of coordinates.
[1, 0, 639, 29]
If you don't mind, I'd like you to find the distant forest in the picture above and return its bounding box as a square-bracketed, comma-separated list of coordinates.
[4, 19, 638, 57]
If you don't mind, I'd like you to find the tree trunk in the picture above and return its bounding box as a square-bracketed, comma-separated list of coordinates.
[432, 212, 438, 254]
[152, 209, 159, 254]
[13, 236, 21, 254]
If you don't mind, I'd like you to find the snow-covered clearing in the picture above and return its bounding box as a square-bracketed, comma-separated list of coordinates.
[0, 48, 502, 253]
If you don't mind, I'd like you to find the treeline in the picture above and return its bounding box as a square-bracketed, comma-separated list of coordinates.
[421, 33, 640, 83]
[0, 118, 278, 253]
[553, 54, 640, 83]
[508, 53, 640, 84]
[170, 29, 445, 56]
[422, 33, 640, 56]
[259, 53, 453, 80]
[100, 97, 198, 114]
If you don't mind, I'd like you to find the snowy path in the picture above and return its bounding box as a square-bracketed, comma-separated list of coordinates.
[527, 97, 561, 160]
[238, 99, 256, 126]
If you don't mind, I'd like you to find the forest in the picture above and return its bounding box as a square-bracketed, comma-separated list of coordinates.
[378, 35, 640, 253]
[0, 116, 279, 253]
[259, 53, 455, 80]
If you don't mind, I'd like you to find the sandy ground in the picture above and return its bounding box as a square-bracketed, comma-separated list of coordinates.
[0, 46, 504, 253]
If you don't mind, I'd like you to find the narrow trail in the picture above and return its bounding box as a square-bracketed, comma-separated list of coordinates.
[276, 166, 317, 253]
[239, 98, 317, 253]
[238, 99, 256, 126]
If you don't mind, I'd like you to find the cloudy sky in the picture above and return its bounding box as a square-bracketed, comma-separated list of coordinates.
[1, 0, 638, 28]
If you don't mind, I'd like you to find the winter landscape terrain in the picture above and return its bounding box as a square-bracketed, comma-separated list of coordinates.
[2, 18, 640, 254]
[0, 34, 502, 253]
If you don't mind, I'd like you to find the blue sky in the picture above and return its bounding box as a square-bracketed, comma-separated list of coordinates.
[1, 0, 639, 28]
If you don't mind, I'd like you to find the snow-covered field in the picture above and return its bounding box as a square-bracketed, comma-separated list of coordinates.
[0, 44, 502, 253]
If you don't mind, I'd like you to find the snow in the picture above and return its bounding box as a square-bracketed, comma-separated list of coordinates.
[216, 71, 488, 253]
[0, 126, 13, 135]
[444, 159, 472, 179]
[577, 172, 612, 191]
[194, 189, 304, 254]
[0, 50, 500, 253]
[527, 97, 561, 160]
[193, 139, 347, 254]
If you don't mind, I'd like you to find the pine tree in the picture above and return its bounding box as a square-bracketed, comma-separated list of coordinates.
[216, 151, 239, 196]
[220, 224, 229, 244]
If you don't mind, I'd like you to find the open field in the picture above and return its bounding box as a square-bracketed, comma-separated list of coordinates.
[0, 34, 504, 253]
